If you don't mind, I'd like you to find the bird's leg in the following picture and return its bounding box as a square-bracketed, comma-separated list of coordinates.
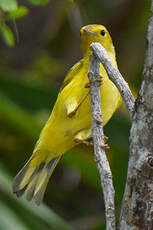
[75, 138, 94, 147]
[74, 129, 109, 149]
[85, 75, 103, 88]
[74, 128, 91, 143]
[75, 137, 109, 149]
[100, 143, 110, 149]
[84, 82, 90, 88]
[104, 136, 108, 142]
[99, 136, 110, 149]
[67, 91, 89, 117]
[68, 75, 103, 117]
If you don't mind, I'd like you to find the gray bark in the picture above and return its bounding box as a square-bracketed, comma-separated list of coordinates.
[88, 54, 116, 230]
[90, 43, 135, 121]
[88, 1, 153, 229]
[119, 1, 153, 229]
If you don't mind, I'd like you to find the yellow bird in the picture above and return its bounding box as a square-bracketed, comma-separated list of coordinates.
[13, 24, 121, 205]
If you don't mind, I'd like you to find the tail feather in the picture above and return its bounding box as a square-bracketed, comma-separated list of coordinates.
[12, 156, 60, 205]
[26, 173, 40, 201]
[12, 158, 33, 193]
[33, 171, 52, 205]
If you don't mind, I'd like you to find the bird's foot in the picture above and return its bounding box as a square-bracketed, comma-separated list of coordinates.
[74, 139, 94, 147]
[97, 75, 103, 85]
[84, 75, 103, 88]
[100, 144, 110, 149]
[101, 136, 110, 149]
[74, 136, 109, 148]
[84, 82, 90, 88]
[104, 135, 108, 142]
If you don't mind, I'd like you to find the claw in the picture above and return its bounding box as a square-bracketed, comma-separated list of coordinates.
[74, 138, 93, 147]
[104, 136, 108, 142]
[97, 75, 103, 85]
[84, 82, 90, 88]
[100, 144, 110, 149]
[85, 75, 103, 88]
[101, 136, 109, 149]
[75, 136, 109, 148]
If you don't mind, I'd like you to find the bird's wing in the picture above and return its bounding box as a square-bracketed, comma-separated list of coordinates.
[59, 59, 83, 92]
[59, 58, 89, 118]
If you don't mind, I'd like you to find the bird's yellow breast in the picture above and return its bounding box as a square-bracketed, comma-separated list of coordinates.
[34, 57, 121, 158]
[13, 25, 122, 205]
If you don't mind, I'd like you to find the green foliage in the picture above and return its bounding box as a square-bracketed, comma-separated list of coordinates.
[0, 91, 41, 140]
[0, 164, 73, 230]
[0, 0, 17, 11]
[6, 6, 28, 20]
[0, 4, 28, 47]
[0, 24, 14, 47]
[28, 0, 49, 5]
[0, 0, 48, 47]
[0, 0, 149, 229]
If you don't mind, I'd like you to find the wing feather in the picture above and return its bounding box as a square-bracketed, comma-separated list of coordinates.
[59, 59, 83, 92]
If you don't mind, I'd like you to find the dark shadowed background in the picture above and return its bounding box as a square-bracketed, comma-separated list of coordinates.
[0, 0, 151, 229]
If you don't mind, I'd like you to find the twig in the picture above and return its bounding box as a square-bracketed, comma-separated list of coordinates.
[88, 54, 116, 230]
[90, 42, 135, 121]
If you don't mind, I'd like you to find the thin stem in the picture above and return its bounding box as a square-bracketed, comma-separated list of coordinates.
[88, 53, 116, 230]
[91, 42, 135, 121]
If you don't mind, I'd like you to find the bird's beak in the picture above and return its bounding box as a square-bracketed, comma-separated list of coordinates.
[83, 28, 95, 35]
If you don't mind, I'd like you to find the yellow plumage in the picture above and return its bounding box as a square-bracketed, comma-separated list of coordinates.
[13, 24, 122, 205]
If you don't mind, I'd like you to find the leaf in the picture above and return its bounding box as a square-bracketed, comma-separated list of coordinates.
[28, 0, 49, 5]
[0, 0, 17, 11]
[7, 6, 28, 20]
[0, 24, 15, 47]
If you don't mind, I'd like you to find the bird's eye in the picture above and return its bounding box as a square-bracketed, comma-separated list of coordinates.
[101, 30, 106, 36]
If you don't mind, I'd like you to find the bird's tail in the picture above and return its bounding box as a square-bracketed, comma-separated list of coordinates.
[12, 156, 60, 205]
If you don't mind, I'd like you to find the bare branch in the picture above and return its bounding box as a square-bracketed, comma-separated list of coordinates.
[88, 2, 153, 228]
[88, 54, 116, 230]
[90, 42, 135, 121]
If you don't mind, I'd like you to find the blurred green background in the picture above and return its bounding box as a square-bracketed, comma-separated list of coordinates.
[0, 0, 151, 229]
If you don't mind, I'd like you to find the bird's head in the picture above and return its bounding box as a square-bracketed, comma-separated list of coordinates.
[80, 24, 115, 58]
